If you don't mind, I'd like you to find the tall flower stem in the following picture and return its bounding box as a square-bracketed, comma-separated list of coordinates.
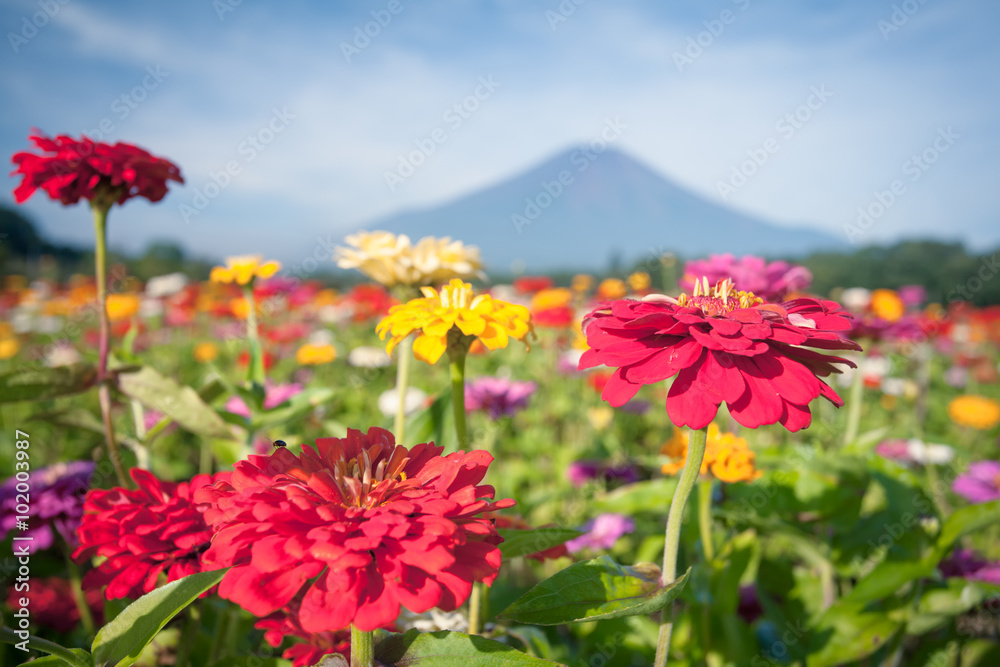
[351, 625, 374, 667]
[698, 480, 715, 562]
[394, 336, 413, 442]
[842, 348, 867, 447]
[63, 548, 94, 636]
[468, 581, 484, 636]
[92, 202, 128, 487]
[243, 284, 265, 385]
[449, 351, 468, 449]
[655, 426, 708, 667]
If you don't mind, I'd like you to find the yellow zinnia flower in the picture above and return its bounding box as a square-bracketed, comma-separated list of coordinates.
[627, 271, 651, 292]
[106, 293, 140, 322]
[661, 423, 761, 482]
[948, 395, 1000, 430]
[193, 342, 219, 363]
[870, 289, 905, 322]
[572, 274, 594, 292]
[376, 279, 533, 364]
[0, 337, 19, 360]
[596, 278, 627, 300]
[210, 255, 281, 285]
[531, 288, 572, 311]
[296, 343, 337, 366]
[335, 231, 483, 288]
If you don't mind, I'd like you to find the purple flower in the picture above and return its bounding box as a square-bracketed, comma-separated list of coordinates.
[944, 366, 969, 389]
[464, 376, 537, 419]
[952, 461, 1000, 504]
[566, 513, 635, 553]
[0, 461, 94, 553]
[681, 255, 812, 302]
[225, 382, 303, 418]
[737, 584, 764, 624]
[940, 549, 1000, 585]
[566, 460, 640, 488]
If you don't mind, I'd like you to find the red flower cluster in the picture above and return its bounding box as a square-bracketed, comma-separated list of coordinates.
[5, 576, 104, 633]
[73, 469, 227, 599]
[195, 427, 514, 632]
[256, 602, 351, 667]
[580, 278, 859, 431]
[11, 132, 183, 206]
[514, 276, 554, 294]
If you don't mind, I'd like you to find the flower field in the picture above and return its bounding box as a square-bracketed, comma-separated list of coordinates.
[3, 135, 1000, 667]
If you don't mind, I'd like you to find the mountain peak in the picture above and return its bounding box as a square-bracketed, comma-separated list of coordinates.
[365, 146, 841, 272]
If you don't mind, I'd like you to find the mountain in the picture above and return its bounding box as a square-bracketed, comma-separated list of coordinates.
[363, 147, 843, 272]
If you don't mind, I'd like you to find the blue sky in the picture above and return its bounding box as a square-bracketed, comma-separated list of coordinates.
[2, 0, 998, 264]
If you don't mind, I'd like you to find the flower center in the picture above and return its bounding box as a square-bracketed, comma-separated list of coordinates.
[676, 277, 762, 316]
[328, 444, 413, 508]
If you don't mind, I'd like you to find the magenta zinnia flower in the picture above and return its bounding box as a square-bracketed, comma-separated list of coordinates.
[565, 513, 635, 553]
[224, 381, 304, 418]
[464, 376, 537, 419]
[0, 461, 93, 553]
[681, 254, 812, 302]
[195, 427, 514, 632]
[580, 278, 859, 431]
[952, 461, 1000, 504]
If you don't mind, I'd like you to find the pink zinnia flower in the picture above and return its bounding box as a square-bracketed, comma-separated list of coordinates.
[952, 461, 1000, 504]
[580, 278, 859, 431]
[224, 381, 303, 418]
[195, 427, 514, 632]
[681, 254, 812, 302]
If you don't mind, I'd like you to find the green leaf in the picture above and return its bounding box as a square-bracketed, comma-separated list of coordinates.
[0, 362, 97, 403]
[497, 527, 581, 560]
[375, 629, 561, 665]
[116, 365, 235, 440]
[593, 478, 678, 515]
[936, 499, 1000, 552]
[29, 407, 105, 433]
[209, 658, 292, 667]
[22, 649, 93, 667]
[498, 555, 690, 625]
[807, 605, 903, 667]
[92, 569, 227, 667]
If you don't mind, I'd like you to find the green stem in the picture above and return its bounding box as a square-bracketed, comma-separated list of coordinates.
[0, 627, 86, 666]
[175, 601, 202, 667]
[842, 349, 867, 447]
[654, 426, 708, 667]
[468, 581, 483, 636]
[351, 625, 374, 667]
[449, 351, 468, 449]
[394, 336, 413, 442]
[698, 479, 715, 562]
[208, 606, 238, 663]
[64, 549, 94, 636]
[243, 284, 264, 385]
[92, 202, 129, 488]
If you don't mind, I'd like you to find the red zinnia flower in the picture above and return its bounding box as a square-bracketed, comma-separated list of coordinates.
[195, 427, 514, 632]
[580, 277, 860, 431]
[73, 469, 228, 600]
[514, 276, 555, 294]
[256, 602, 351, 667]
[11, 132, 183, 206]
[5, 576, 104, 633]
